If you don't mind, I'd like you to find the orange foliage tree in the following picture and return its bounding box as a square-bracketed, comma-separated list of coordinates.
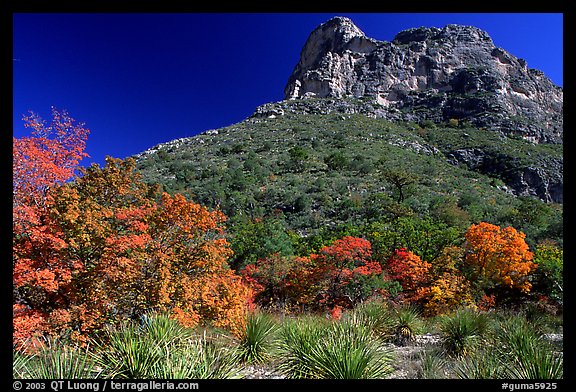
[14, 138, 251, 347]
[463, 222, 536, 294]
[49, 158, 251, 339]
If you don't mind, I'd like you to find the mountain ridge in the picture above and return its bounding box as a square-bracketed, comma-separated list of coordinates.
[283, 17, 562, 144]
[133, 17, 563, 238]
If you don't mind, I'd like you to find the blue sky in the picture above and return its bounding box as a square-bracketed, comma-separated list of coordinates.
[13, 13, 563, 167]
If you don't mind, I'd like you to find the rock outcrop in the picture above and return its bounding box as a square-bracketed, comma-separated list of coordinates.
[284, 17, 563, 144]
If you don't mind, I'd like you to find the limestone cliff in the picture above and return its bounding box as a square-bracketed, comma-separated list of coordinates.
[284, 17, 563, 144]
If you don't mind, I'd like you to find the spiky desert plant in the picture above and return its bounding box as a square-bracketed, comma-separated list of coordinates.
[13, 350, 32, 378]
[151, 334, 241, 379]
[95, 314, 242, 379]
[19, 338, 100, 379]
[237, 311, 278, 364]
[495, 315, 563, 379]
[392, 305, 424, 345]
[278, 316, 395, 379]
[440, 308, 489, 357]
[140, 312, 194, 346]
[345, 299, 395, 339]
[454, 346, 503, 379]
[418, 348, 451, 379]
[276, 315, 328, 379]
[95, 321, 165, 378]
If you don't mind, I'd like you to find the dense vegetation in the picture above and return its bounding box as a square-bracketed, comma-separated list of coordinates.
[13, 108, 563, 379]
[135, 109, 562, 252]
[134, 108, 563, 310]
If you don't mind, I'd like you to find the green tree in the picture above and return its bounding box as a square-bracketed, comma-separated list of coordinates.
[381, 168, 418, 203]
[229, 215, 294, 270]
[532, 241, 563, 303]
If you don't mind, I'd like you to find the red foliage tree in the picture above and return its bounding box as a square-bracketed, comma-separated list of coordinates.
[312, 236, 384, 308]
[386, 248, 431, 304]
[13, 108, 89, 347]
[241, 237, 387, 312]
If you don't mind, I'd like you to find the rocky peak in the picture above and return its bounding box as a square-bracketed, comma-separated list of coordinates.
[393, 24, 493, 45]
[283, 18, 563, 144]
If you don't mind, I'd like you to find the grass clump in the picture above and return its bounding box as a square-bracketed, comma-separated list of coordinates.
[237, 311, 278, 364]
[14, 338, 100, 379]
[277, 315, 395, 379]
[440, 307, 489, 357]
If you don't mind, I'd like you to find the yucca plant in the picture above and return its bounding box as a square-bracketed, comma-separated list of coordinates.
[392, 305, 424, 346]
[418, 348, 451, 379]
[307, 319, 395, 379]
[13, 350, 32, 378]
[18, 339, 100, 379]
[454, 346, 503, 379]
[95, 314, 242, 379]
[345, 299, 395, 339]
[440, 308, 489, 357]
[95, 322, 165, 378]
[150, 334, 241, 379]
[277, 315, 328, 379]
[237, 311, 278, 364]
[140, 312, 194, 345]
[495, 316, 563, 379]
[278, 316, 395, 379]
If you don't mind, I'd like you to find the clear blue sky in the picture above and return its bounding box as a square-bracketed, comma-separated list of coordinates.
[13, 13, 563, 167]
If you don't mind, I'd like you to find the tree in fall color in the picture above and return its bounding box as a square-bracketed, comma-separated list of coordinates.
[240, 254, 319, 311]
[423, 246, 475, 316]
[463, 222, 536, 294]
[531, 240, 563, 302]
[13, 108, 90, 348]
[385, 248, 431, 304]
[14, 153, 252, 348]
[312, 236, 385, 308]
[13, 108, 89, 209]
[241, 236, 389, 312]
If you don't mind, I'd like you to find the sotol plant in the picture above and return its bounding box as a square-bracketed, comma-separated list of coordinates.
[237, 311, 278, 364]
[14, 339, 100, 379]
[439, 307, 489, 357]
[278, 316, 395, 379]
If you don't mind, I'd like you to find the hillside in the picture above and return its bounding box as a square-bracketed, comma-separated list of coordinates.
[133, 17, 562, 265]
[134, 104, 562, 247]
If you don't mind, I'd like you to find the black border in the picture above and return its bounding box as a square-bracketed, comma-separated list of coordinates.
[4, 0, 571, 389]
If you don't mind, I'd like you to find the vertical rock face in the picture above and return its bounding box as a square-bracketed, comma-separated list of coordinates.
[284, 17, 563, 144]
